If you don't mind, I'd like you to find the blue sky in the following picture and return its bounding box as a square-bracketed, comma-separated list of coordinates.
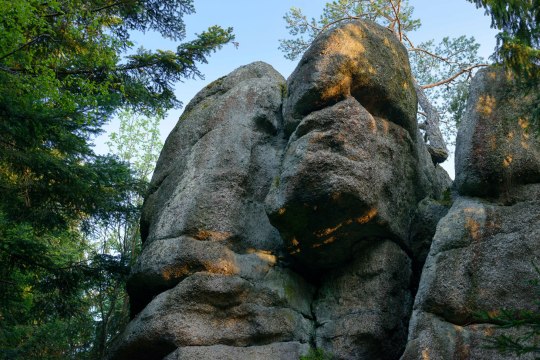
[98, 0, 499, 177]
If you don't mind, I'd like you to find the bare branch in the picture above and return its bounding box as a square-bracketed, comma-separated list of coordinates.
[389, 0, 403, 41]
[421, 64, 489, 89]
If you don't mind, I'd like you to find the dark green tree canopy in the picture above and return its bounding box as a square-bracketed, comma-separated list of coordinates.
[468, 0, 539, 77]
[0, 1, 234, 357]
[0, 0, 234, 230]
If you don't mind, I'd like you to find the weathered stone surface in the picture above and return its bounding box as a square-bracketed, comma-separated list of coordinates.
[128, 236, 290, 316]
[402, 311, 536, 360]
[110, 272, 314, 360]
[141, 61, 285, 251]
[455, 67, 540, 197]
[314, 240, 413, 360]
[402, 197, 540, 359]
[111, 21, 461, 360]
[129, 61, 287, 314]
[283, 20, 417, 137]
[163, 342, 310, 360]
[403, 67, 540, 359]
[266, 96, 429, 269]
[108, 62, 319, 360]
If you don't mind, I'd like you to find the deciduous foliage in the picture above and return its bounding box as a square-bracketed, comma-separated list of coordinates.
[0, 0, 234, 358]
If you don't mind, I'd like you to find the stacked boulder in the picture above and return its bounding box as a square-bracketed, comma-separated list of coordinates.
[265, 20, 449, 359]
[108, 20, 451, 360]
[108, 62, 314, 360]
[402, 68, 540, 359]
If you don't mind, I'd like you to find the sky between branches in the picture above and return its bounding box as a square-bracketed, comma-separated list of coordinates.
[97, 0, 499, 178]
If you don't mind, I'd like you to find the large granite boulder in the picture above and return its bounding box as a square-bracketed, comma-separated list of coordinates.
[314, 240, 413, 360]
[110, 271, 314, 360]
[266, 20, 447, 270]
[267, 97, 422, 269]
[264, 20, 449, 359]
[282, 20, 417, 137]
[455, 67, 540, 197]
[108, 62, 315, 360]
[129, 62, 288, 314]
[402, 196, 540, 360]
[111, 20, 454, 360]
[402, 68, 540, 359]
[164, 342, 310, 360]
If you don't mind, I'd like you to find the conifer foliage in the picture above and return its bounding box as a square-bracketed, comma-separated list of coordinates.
[0, 0, 234, 358]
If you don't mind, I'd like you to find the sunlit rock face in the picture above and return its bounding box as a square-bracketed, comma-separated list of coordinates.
[109, 21, 453, 360]
[455, 67, 540, 197]
[282, 20, 418, 137]
[402, 68, 540, 360]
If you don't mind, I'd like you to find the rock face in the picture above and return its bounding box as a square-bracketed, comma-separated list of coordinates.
[455, 67, 540, 198]
[402, 68, 540, 359]
[129, 61, 289, 315]
[282, 20, 417, 137]
[109, 20, 454, 360]
[266, 20, 446, 271]
[314, 240, 413, 360]
[108, 62, 315, 360]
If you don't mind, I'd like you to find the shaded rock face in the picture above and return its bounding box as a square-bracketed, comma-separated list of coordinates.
[314, 240, 413, 360]
[266, 19, 445, 271]
[109, 21, 452, 360]
[130, 61, 288, 315]
[108, 62, 316, 360]
[402, 68, 540, 359]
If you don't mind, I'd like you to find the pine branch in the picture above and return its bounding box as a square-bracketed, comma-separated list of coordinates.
[421, 64, 489, 89]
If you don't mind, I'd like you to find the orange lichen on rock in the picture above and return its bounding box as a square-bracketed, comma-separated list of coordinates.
[193, 230, 232, 241]
[476, 95, 496, 116]
[162, 265, 190, 281]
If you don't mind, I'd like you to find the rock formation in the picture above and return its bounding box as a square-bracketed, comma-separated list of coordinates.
[401, 68, 540, 359]
[109, 22, 539, 360]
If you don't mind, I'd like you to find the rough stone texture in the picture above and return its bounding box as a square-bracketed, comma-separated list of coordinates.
[108, 62, 316, 360]
[163, 342, 310, 360]
[455, 67, 540, 197]
[402, 311, 536, 360]
[416, 197, 540, 324]
[110, 21, 457, 360]
[128, 236, 306, 317]
[129, 61, 288, 314]
[109, 272, 314, 360]
[314, 240, 413, 360]
[402, 197, 540, 359]
[282, 20, 417, 138]
[408, 197, 451, 273]
[140, 61, 285, 250]
[402, 66, 540, 360]
[266, 97, 424, 269]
